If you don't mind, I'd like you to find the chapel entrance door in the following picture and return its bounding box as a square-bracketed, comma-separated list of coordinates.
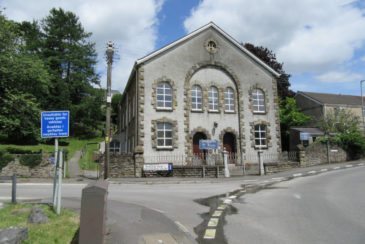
[192, 132, 207, 164]
[223, 132, 237, 164]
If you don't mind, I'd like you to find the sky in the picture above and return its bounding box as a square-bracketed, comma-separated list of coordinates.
[1, 0, 365, 95]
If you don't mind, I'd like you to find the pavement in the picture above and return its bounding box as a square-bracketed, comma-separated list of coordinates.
[68, 150, 82, 178]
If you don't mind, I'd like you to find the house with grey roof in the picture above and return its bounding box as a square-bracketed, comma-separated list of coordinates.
[295, 91, 364, 128]
[114, 22, 282, 174]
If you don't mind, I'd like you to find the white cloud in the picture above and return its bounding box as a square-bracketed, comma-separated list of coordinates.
[184, 0, 365, 74]
[1, 0, 163, 91]
[316, 71, 363, 83]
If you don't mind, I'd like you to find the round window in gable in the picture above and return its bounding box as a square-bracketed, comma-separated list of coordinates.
[205, 39, 218, 53]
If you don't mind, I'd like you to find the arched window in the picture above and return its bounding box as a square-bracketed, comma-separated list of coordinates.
[208, 86, 219, 111]
[224, 87, 235, 112]
[157, 122, 173, 148]
[191, 85, 202, 111]
[254, 124, 267, 148]
[156, 82, 172, 109]
[252, 89, 265, 113]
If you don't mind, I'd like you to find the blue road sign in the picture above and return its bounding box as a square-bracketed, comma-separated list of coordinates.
[41, 111, 69, 138]
[300, 132, 310, 141]
[199, 140, 219, 150]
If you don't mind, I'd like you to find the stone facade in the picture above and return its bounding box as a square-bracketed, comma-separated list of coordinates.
[116, 22, 281, 174]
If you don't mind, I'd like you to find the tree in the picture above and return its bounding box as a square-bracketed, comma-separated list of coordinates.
[40, 8, 102, 136]
[243, 43, 293, 98]
[319, 109, 365, 159]
[280, 97, 311, 150]
[0, 12, 50, 143]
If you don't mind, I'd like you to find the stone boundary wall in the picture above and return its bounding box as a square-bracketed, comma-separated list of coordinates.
[264, 162, 300, 175]
[172, 165, 225, 178]
[0, 154, 53, 178]
[108, 153, 135, 178]
[299, 143, 347, 167]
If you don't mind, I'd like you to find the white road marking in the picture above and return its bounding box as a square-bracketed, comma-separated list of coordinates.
[217, 204, 227, 210]
[358, 163, 364, 166]
[175, 221, 190, 233]
[346, 164, 353, 168]
[308, 171, 316, 174]
[320, 169, 328, 172]
[223, 199, 232, 204]
[212, 210, 223, 217]
[150, 208, 165, 214]
[293, 173, 302, 177]
[204, 229, 216, 239]
[240, 190, 246, 193]
[207, 218, 219, 227]
[333, 167, 340, 170]
[229, 195, 237, 199]
[263, 180, 270, 183]
[293, 194, 302, 199]
[272, 177, 285, 181]
[243, 180, 258, 182]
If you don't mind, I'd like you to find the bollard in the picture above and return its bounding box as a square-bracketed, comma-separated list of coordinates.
[223, 148, 230, 178]
[11, 174, 16, 203]
[79, 180, 109, 244]
[258, 150, 264, 176]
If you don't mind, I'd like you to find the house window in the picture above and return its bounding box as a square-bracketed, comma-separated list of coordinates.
[109, 140, 120, 154]
[157, 122, 173, 148]
[224, 87, 235, 112]
[191, 85, 203, 111]
[156, 82, 172, 109]
[254, 124, 267, 148]
[208, 86, 219, 111]
[252, 89, 265, 113]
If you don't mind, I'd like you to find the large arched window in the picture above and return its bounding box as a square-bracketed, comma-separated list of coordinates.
[156, 82, 172, 109]
[191, 85, 202, 111]
[252, 89, 265, 113]
[224, 87, 235, 112]
[208, 86, 219, 111]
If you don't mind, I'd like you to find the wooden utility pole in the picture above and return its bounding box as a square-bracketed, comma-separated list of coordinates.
[104, 41, 114, 179]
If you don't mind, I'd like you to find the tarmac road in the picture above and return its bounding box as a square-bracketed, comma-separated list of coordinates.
[225, 166, 365, 244]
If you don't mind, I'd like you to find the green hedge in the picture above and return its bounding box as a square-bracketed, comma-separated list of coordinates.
[5, 147, 42, 154]
[19, 154, 42, 168]
[0, 150, 14, 170]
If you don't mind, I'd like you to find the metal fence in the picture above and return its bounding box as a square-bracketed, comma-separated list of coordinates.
[144, 151, 298, 166]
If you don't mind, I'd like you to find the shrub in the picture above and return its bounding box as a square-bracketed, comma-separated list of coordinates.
[19, 154, 42, 168]
[5, 147, 41, 154]
[0, 150, 14, 170]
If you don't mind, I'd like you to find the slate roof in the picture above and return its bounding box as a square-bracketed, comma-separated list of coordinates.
[297, 91, 362, 106]
[290, 127, 324, 135]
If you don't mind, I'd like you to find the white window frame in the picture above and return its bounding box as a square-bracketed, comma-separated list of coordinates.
[156, 122, 173, 149]
[208, 86, 219, 111]
[252, 89, 266, 113]
[254, 124, 267, 148]
[224, 87, 235, 112]
[191, 85, 203, 111]
[156, 82, 172, 110]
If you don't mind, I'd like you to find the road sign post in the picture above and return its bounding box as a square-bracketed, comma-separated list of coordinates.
[41, 111, 69, 214]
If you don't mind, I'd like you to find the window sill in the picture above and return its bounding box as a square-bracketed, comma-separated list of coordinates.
[156, 146, 174, 151]
[208, 110, 220, 114]
[156, 108, 173, 112]
[191, 109, 204, 113]
[224, 110, 236, 114]
[254, 146, 268, 150]
[253, 111, 267, 115]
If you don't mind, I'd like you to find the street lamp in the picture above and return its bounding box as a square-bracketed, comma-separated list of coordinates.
[361, 80, 365, 133]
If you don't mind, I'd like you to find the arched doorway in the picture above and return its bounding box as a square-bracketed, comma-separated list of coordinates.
[223, 132, 237, 164]
[192, 132, 207, 164]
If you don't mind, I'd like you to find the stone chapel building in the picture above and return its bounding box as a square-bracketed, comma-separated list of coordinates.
[116, 22, 281, 167]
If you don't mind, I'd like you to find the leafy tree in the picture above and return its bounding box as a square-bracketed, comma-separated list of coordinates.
[0, 12, 50, 143]
[319, 109, 365, 159]
[244, 43, 294, 98]
[280, 97, 311, 150]
[40, 8, 102, 135]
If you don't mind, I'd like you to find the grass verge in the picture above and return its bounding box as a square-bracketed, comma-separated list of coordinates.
[0, 203, 79, 244]
[79, 142, 100, 170]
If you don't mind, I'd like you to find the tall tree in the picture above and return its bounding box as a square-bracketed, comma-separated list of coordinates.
[40, 8, 102, 136]
[244, 43, 293, 98]
[0, 12, 50, 143]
